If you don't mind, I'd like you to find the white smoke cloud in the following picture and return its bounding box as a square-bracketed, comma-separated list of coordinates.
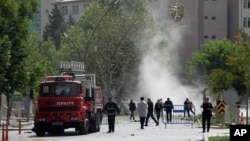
[135, 0, 204, 114]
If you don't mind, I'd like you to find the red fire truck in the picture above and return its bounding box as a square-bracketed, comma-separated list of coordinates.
[32, 61, 104, 136]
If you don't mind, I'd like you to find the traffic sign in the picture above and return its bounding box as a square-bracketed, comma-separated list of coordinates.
[217, 100, 226, 114]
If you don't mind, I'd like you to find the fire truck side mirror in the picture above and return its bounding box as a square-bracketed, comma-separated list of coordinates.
[85, 88, 94, 101]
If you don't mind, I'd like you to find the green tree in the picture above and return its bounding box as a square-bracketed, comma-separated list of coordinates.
[226, 32, 250, 95]
[188, 38, 250, 97]
[0, 0, 38, 121]
[43, 5, 66, 50]
[59, 0, 163, 99]
[25, 31, 55, 95]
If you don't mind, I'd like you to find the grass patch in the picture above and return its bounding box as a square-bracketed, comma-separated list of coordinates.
[196, 114, 229, 128]
[208, 136, 229, 141]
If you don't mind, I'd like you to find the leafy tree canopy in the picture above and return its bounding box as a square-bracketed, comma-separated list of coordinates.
[59, 0, 165, 98]
[188, 37, 250, 96]
[0, 0, 38, 121]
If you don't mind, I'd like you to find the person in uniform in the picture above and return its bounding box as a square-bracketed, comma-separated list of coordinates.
[200, 97, 213, 132]
[102, 98, 120, 133]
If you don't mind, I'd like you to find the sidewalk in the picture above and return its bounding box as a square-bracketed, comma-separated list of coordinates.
[0, 120, 33, 131]
[202, 126, 230, 141]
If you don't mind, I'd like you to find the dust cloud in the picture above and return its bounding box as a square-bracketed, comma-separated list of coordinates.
[135, 0, 204, 114]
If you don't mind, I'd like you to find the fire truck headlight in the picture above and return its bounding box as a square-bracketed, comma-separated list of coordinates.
[38, 118, 46, 122]
[70, 117, 78, 121]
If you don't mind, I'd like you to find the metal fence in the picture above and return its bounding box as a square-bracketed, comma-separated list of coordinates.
[162, 105, 196, 128]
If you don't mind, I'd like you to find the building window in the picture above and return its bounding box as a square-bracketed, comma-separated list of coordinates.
[72, 5, 79, 15]
[83, 3, 90, 8]
[204, 16, 208, 19]
[243, 17, 247, 27]
[212, 16, 216, 20]
[45, 9, 49, 14]
[204, 35, 208, 39]
[62, 6, 68, 16]
[248, 0, 250, 8]
[212, 36, 216, 39]
[248, 18, 250, 27]
[244, 0, 247, 8]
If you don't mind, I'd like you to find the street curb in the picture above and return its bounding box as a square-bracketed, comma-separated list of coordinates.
[203, 133, 208, 141]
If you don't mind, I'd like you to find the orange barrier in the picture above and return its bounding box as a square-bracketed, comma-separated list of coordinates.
[1, 122, 8, 141]
[2, 123, 4, 141]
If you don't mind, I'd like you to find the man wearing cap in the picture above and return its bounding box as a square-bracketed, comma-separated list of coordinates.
[102, 98, 120, 133]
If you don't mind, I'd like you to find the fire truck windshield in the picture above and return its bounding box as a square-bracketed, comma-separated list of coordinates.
[40, 83, 77, 97]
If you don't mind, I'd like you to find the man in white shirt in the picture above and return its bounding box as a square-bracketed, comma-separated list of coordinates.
[137, 97, 147, 129]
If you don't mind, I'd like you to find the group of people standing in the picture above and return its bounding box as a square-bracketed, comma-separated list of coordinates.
[135, 97, 176, 129]
[102, 96, 213, 133]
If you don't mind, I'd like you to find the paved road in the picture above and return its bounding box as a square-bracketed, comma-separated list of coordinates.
[2, 117, 229, 141]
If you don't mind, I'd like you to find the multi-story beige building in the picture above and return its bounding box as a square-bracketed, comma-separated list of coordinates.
[32, 0, 94, 39]
[150, 0, 250, 75]
[229, 0, 250, 41]
[52, 0, 94, 22]
[33, 0, 250, 74]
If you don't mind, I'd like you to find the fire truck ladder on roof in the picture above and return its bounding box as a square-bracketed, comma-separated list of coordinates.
[60, 61, 85, 75]
[59, 61, 96, 87]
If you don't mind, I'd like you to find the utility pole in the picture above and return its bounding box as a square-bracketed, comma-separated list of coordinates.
[83, 0, 120, 63]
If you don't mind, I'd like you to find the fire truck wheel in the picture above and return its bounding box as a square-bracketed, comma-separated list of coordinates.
[36, 129, 45, 136]
[79, 117, 90, 135]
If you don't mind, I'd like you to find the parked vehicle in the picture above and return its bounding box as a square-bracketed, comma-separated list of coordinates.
[32, 61, 104, 136]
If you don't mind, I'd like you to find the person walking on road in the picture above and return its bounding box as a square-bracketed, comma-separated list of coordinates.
[164, 97, 174, 122]
[129, 99, 136, 120]
[145, 98, 159, 126]
[154, 99, 163, 122]
[137, 97, 147, 129]
[102, 98, 120, 133]
[200, 97, 213, 133]
[184, 98, 195, 117]
[184, 98, 190, 117]
[188, 99, 195, 116]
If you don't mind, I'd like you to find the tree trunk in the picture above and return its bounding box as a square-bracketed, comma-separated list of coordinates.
[0, 93, 2, 121]
[6, 93, 13, 123]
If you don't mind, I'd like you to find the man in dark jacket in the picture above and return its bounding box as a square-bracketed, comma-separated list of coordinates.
[129, 99, 136, 120]
[155, 99, 163, 122]
[145, 98, 159, 126]
[164, 97, 174, 122]
[102, 98, 120, 133]
[200, 97, 213, 132]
